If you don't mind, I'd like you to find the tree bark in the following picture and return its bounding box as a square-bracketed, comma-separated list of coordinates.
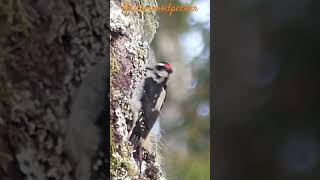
[109, 0, 165, 179]
[0, 0, 107, 180]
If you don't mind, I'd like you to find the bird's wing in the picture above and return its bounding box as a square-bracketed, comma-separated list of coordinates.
[154, 87, 166, 112]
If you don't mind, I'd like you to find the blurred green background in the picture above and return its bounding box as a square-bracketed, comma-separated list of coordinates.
[151, 0, 210, 179]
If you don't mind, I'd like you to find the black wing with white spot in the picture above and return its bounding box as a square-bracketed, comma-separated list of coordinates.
[129, 77, 167, 147]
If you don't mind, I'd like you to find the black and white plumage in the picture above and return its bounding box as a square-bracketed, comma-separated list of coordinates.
[129, 62, 173, 149]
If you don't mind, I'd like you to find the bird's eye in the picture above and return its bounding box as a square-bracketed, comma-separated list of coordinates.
[156, 65, 164, 71]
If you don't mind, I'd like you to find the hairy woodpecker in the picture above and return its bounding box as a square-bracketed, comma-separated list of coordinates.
[129, 62, 173, 149]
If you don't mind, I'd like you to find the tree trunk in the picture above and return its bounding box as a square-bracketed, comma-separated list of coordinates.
[109, 0, 165, 179]
[0, 0, 107, 180]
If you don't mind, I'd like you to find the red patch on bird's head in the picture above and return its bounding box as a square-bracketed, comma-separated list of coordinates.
[164, 63, 172, 72]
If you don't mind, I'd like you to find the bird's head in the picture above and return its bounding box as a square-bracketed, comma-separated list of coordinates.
[146, 62, 173, 83]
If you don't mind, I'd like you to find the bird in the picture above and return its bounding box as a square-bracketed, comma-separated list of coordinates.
[128, 62, 173, 151]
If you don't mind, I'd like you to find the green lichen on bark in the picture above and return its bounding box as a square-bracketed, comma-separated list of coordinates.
[138, 0, 159, 43]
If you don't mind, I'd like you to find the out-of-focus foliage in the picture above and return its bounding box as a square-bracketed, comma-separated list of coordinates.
[166, 154, 210, 180]
[152, 0, 210, 179]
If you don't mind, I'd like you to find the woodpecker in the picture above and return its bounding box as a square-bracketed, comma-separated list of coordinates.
[129, 62, 173, 150]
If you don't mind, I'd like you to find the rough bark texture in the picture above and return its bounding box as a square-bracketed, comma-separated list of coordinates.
[109, 0, 165, 179]
[0, 0, 108, 180]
